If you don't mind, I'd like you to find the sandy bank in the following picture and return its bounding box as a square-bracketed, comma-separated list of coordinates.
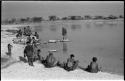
[1, 41, 124, 80]
[1, 61, 123, 80]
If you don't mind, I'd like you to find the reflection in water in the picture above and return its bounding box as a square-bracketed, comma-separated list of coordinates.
[71, 24, 81, 31]
[50, 24, 57, 32]
[94, 21, 104, 28]
[85, 23, 91, 29]
[62, 42, 68, 54]
[105, 21, 118, 28]
[34, 25, 43, 32]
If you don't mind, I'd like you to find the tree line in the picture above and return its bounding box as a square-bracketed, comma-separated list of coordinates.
[2, 15, 124, 24]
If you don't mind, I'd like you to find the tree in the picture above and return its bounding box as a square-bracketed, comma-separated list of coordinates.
[49, 16, 58, 21]
[119, 15, 124, 18]
[93, 16, 104, 20]
[32, 17, 42, 23]
[108, 15, 118, 19]
[84, 15, 92, 20]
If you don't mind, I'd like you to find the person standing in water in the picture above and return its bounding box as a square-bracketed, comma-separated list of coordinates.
[7, 44, 13, 57]
[62, 27, 67, 40]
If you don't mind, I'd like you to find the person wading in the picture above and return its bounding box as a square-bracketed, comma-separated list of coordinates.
[62, 27, 67, 40]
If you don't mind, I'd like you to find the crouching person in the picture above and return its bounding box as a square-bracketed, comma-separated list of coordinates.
[85, 57, 101, 73]
[42, 52, 57, 68]
[7, 44, 13, 57]
[64, 54, 79, 71]
[24, 42, 34, 66]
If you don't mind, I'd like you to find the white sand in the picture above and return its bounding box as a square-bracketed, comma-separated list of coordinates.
[1, 61, 123, 80]
[1, 25, 124, 80]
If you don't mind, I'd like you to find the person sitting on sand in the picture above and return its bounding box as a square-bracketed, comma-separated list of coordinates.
[23, 26, 32, 36]
[7, 44, 13, 57]
[24, 42, 34, 66]
[27, 35, 32, 44]
[31, 37, 37, 45]
[16, 29, 22, 38]
[85, 57, 101, 73]
[23, 27, 27, 36]
[34, 32, 39, 39]
[26, 26, 32, 36]
[57, 54, 79, 71]
[64, 54, 79, 71]
[42, 52, 57, 68]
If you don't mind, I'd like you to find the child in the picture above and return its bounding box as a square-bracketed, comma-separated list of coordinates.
[7, 44, 13, 57]
[34, 49, 41, 62]
[43, 52, 57, 68]
[86, 57, 101, 73]
[64, 54, 79, 71]
[34, 32, 39, 39]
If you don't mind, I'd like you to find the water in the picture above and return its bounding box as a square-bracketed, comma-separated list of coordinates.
[32, 20, 124, 75]
[1, 20, 124, 75]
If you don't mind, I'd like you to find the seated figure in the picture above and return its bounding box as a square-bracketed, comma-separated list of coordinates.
[85, 57, 101, 73]
[42, 52, 57, 68]
[57, 54, 79, 71]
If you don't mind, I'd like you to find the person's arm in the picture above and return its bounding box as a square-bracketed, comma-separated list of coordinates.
[53, 57, 57, 65]
[97, 64, 102, 72]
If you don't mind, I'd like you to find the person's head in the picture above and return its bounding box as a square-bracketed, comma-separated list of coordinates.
[92, 57, 97, 62]
[28, 35, 30, 37]
[70, 54, 75, 59]
[35, 32, 37, 34]
[37, 49, 41, 53]
[8, 43, 10, 46]
[32, 37, 35, 39]
[26, 42, 30, 45]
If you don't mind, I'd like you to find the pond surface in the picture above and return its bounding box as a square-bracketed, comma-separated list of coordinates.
[1, 20, 124, 75]
[32, 20, 124, 75]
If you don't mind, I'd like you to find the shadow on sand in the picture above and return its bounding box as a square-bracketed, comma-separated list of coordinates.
[19, 56, 28, 63]
[1, 57, 20, 69]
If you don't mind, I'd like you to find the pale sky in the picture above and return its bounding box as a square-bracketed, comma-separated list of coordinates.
[2, 1, 124, 20]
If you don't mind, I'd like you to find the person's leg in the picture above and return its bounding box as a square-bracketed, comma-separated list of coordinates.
[8, 49, 11, 57]
[27, 57, 31, 65]
[28, 57, 33, 66]
[30, 57, 34, 66]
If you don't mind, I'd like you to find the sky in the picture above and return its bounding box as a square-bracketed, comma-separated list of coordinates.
[2, 1, 124, 20]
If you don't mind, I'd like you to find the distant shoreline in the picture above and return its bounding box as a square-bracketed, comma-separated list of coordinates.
[1, 19, 124, 25]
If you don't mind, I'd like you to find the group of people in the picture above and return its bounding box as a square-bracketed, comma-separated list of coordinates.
[7, 26, 101, 73]
[23, 41, 101, 73]
[16, 26, 32, 38]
